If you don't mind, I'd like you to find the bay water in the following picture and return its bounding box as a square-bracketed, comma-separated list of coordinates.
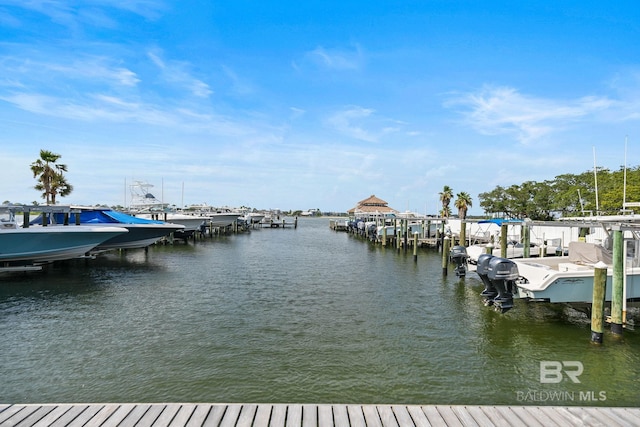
[1, 218, 639, 406]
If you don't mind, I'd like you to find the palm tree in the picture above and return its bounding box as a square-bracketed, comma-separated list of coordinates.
[439, 185, 453, 217]
[50, 173, 74, 204]
[455, 192, 473, 219]
[30, 150, 72, 204]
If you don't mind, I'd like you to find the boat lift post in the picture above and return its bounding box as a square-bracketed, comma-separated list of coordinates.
[591, 262, 608, 344]
[611, 226, 624, 336]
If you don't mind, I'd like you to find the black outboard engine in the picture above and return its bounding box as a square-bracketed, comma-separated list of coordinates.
[476, 254, 497, 304]
[487, 257, 519, 313]
[450, 245, 469, 277]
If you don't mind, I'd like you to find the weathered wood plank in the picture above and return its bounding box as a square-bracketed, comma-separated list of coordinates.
[10, 405, 55, 427]
[203, 404, 227, 427]
[119, 403, 151, 427]
[253, 404, 273, 427]
[450, 406, 479, 426]
[100, 403, 137, 427]
[63, 404, 104, 427]
[362, 405, 382, 427]
[285, 405, 302, 427]
[29, 404, 74, 427]
[551, 406, 589, 425]
[1, 405, 42, 426]
[219, 404, 242, 427]
[0, 405, 38, 426]
[505, 406, 543, 427]
[536, 406, 580, 426]
[346, 405, 366, 427]
[611, 407, 640, 426]
[169, 404, 198, 427]
[302, 404, 317, 427]
[390, 406, 413, 427]
[237, 404, 258, 427]
[185, 404, 212, 427]
[518, 406, 561, 426]
[463, 406, 496, 427]
[376, 405, 399, 427]
[430, 406, 463, 427]
[332, 406, 349, 427]
[152, 404, 182, 427]
[405, 405, 431, 427]
[83, 404, 122, 426]
[136, 405, 168, 427]
[566, 407, 621, 427]
[269, 404, 287, 427]
[419, 405, 448, 427]
[477, 406, 528, 427]
[317, 405, 333, 427]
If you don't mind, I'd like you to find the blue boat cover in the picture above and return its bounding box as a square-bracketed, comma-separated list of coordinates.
[478, 218, 523, 225]
[43, 209, 166, 225]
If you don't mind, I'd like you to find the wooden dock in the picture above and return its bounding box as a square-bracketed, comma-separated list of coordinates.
[259, 219, 297, 229]
[1, 403, 639, 426]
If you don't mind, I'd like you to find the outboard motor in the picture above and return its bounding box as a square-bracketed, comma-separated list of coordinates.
[486, 257, 520, 313]
[450, 245, 469, 277]
[476, 254, 497, 304]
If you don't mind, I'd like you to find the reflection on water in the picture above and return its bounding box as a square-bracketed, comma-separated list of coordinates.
[0, 218, 638, 405]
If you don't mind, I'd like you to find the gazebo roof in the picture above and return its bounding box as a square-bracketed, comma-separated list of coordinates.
[348, 195, 398, 214]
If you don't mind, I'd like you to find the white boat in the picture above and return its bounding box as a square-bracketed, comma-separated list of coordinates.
[206, 212, 242, 228]
[243, 212, 265, 224]
[513, 240, 640, 309]
[135, 212, 208, 237]
[0, 220, 128, 263]
[183, 206, 242, 228]
[474, 222, 640, 313]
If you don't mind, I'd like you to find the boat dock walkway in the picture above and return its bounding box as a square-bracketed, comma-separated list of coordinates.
[2, 403, 639, 427]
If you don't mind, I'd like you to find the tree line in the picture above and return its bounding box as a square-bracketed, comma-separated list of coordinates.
[477, 166, 640, 220]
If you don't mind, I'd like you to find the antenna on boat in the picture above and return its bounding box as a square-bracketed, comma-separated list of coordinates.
[593, 146, 599, 215]
[623, 136, 628, 210]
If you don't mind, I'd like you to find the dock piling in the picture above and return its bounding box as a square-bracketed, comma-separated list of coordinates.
[442, 236, 450, 275]
[591, 262, 608, 344]
[611, 227, 624, 336]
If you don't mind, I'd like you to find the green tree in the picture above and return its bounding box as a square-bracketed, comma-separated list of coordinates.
[30, 149, 72, 205]
[49, 172, 73, 204]
[478, 165, 640, 218]
[454, 192, 473, 219]
[439, 185, 453, 218]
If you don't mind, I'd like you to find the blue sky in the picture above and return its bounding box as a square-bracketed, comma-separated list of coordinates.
[1, 1, 639, 215]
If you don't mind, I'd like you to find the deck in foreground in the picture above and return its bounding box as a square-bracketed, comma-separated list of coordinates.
[1, 403, 639, 427]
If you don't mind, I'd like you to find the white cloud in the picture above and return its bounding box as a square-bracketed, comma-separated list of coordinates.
[304, 44, 364, 70]
[2, 0, 166, 27]
[446, 86, 613, 143]
[148, 50, 212, 98]
[326, 106, 410, 143]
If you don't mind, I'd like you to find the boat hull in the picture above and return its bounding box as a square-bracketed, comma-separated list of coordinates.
[0, 226, 128, 263]
[91, 223, 184, 249]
